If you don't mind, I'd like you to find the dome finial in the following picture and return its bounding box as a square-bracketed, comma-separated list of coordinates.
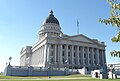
[50, 10, 53, 14]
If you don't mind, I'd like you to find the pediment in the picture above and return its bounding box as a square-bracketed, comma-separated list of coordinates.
[67, 34, 95, 44]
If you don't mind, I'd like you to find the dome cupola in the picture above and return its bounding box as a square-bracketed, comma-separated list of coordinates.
[43, 10, 59, 25]
[39, 10, 63, 40]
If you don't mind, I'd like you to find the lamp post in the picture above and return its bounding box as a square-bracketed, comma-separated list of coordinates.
[64, 60, 68, 75]
[97, 64, 99, 69]
[48, 62, 51, 78]
[9, 56, 12, 66]
[48, 56, 52, 79]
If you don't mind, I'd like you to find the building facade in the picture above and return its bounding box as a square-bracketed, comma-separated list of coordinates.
[20, 10, 107, 72]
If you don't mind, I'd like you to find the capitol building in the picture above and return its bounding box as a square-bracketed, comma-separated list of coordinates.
[20, 10, 107, 73]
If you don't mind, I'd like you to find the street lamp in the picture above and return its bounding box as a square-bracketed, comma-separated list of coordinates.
[48, 62, 51, 78]
[48, 57, 52, 79]
[9, 56, 12, 66]
[97, 64, 99, 69]
[64, 60, 68, 75]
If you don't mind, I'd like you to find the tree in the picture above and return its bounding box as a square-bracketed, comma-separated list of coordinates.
[99, 0, 120, 57]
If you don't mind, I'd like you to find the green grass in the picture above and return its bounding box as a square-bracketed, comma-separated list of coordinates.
[0, 74, 90, 79]
[0, 74, 120, 81]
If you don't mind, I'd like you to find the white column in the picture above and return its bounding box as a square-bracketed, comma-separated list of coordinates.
[103, 50, 106, 64]
[97, 49, 99, 65]
[60, 44, 62, 64]
[42, 46, 44, 65]
[87, 47, 89, 65]
[102, 50, 104, 65]
[48, 44, 50, 62]
[71, 45, 74, 64]
[65, 45, 68, 62]
[54, 44, 57, 64]
[77, 46, 79, 64]
[92, 48, 94, 65]
[43, 44, 47, 66]
[82, 47, 85, 65]
[46, 44, 50, 67]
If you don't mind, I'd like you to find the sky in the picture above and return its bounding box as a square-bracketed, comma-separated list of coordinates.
[0, 0, 120, 72]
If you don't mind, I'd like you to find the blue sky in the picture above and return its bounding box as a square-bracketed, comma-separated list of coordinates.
[0, 0, 120, 72]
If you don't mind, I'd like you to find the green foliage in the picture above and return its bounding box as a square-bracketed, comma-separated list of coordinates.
[99, 0, 120, 57]
[111, 32, 120, 42]
[110, 50, 120, 57]
[99, 0, 120, 27]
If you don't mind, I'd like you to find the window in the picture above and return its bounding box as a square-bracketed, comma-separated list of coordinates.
[94, 48, 96, 53]
[94, 54, 96, 59]
[62, 51, 65, 56]
[74, 59, 77, 64]
[89, 48, 91, 52]
[50, 58, 54, 64]
[85, 60, 87, 64]
[84, 53, 86, 58]
[79, 47, 81, 51]
[79, 60, 81, 64]
[62, 45, 65, 49]
[51, 45, 54, 49]
[68, 45, 71, 49]
[68, 52, 70, 57]
[74, 46, 76, 50]
[74, 53, 76, 57]
[84, 47, 86, 51]
[68, 58, 71, 64]
[51, 51, 54, 56]
[62, 58, 65, 63]
[89, 60, 91, 64]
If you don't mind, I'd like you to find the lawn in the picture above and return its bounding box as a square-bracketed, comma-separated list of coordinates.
[0, 74, 120, 81]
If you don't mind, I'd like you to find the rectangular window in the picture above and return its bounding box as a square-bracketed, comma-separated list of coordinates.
[68, 45, 71, 49]
[68, 52, 70, 57]
[50, 57, 54, 64]
[51, 45, 54, 49]
[51, 51, 54, 56]
[79, 47, 81, 51]
[74, 46, 76, 50]
[89, 48, 91, 52]
[89, 60, 91, 64]
[68, 58, 71, 64]
[74, 59, 76, 64]
[62, 51, 64, 56]
[74, 53, 76, 57]
[62, 45, 65, 49]
[85, 60, 87, 64]
[62, 58, 65, 63]
[79, 60, 81, 64]
[84, 53, 86, 58]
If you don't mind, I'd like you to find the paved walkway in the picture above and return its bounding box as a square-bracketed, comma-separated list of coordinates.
[0, 77, 91, 80]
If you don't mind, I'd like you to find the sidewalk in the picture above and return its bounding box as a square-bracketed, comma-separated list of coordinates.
[0, 77, 91, 80]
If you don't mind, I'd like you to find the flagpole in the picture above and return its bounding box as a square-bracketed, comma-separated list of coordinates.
[77, 20, 79, 34]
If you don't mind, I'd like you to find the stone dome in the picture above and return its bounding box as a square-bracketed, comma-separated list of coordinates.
[43, 10, 59, 25]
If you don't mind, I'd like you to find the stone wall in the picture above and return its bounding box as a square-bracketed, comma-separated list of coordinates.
[4, 65, 72, 76]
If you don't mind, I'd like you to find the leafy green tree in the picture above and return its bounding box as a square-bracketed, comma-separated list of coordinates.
[99, 0, 120, 57]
